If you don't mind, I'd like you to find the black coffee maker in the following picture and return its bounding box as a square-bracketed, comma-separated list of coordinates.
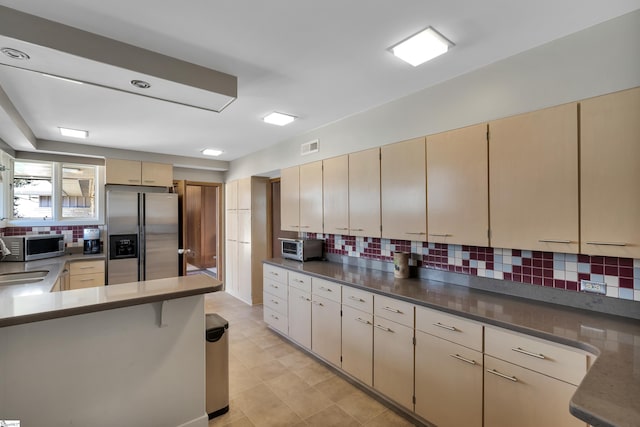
[83, 228, 101, 254]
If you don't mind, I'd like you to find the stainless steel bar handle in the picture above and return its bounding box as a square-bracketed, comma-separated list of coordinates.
[406, 232, 426, 235]
[349, 296, 365, 302]
[382, 306, 402, 314]
[271, 299, 279, 304]
[312, 301, 324, 307]
[299, 225, 310, 229]
[319, 286, 333, 292]
[429, 233, 451, 237]
[433, 322, 458, 332]
[538, 239, 572, 244]
[374, 324, 393, 332]
[269, 271, 280, 276]
[512, 347, 546, 360]
[271, 314, 279, 320]
[486, 369, 518, 382]
[294, 278, 305, 283]
[351, 228, 364, 232]
[270, 283, 279, 289]
[335, 227, 348, 230]
[586, 241, 627, 246]
[355, 317, 372, 325]
[449, 354, 477, 365]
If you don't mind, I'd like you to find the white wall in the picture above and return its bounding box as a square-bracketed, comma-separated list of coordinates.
[0, 295, 207, 427]
[226, 10, 640, 181]
[173, 166, 225, 182]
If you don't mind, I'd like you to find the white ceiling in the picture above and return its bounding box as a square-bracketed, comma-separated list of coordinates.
[0, 0, 639, 167]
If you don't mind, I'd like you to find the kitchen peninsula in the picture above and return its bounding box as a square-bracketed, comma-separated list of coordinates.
[0, 272, 222, 427]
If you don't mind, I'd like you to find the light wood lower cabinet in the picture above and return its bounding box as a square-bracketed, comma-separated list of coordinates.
[373, 315, 414, 409]
[311, 294, 342, 367]
[263, 265, 288, 335]
[341, 305, 373, 386]
[415, 331, 483, 427]
[69, 260, 105, 290]
[288, 286, 311, 349]
[484, 355, 584, 427]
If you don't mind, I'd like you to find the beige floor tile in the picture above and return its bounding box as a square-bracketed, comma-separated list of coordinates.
[245, 401, 304, 427]
[279, 386, 334, 419]
[363, 408, 419, 426]
[277, 350, 315, 371]
[267, 341, 299, 359]
[303, 404, 360, 427]
[249, 332, 285, 350]
[313, 375, 359, 403]
[265, 371, 311, 401]
[247, 359, 289, 382]
[210, 416, 255, 427]
[292, 359, 335, 386]
[336, 389, 388, 424]
[229, 366, 264, 398]
[232, 383, 282, 416]
[208, 398, 246, 426]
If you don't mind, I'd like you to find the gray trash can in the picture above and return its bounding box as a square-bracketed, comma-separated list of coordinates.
[205, 313, 229, 419]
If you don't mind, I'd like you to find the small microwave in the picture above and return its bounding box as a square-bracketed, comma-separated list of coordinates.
[1, 234, 65, 262]
[280, 238, 323, 262]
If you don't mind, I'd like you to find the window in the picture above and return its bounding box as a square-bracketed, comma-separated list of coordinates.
[10, 159, 101, 223]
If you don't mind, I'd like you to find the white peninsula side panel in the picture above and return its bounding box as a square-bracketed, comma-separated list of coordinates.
[0, 294, 207, 427]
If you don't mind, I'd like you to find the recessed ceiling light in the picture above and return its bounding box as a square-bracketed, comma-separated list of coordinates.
[59, 127, 88, 139]
[42, 73, 83, 85]
[202, 149, 223, 157]
[1, 47, 30, 60]
[263, 112, 296, 126]
[390, 27, 453, 67]
[131, 79, 151, 89]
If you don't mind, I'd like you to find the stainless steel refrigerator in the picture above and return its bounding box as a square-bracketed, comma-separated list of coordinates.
[106, 189, 179, 285]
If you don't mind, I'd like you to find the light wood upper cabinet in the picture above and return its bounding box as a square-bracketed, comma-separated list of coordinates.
[141, 162, 173, 187]
[106, 159, 172, 187]
[349, 148, 381, 237]
[323, 155, 349, 235]
[237, 177, 252, 210]
[427, 124, 489, 246]
[280, 166, 300, 232]
[381, 137, 427, 241]
[489, 103, 579, 252]
[105, 159, 142, 185]
[225, 180, 238, 211]
[580, 87, 640, 258]
[299, 161, 323, 233]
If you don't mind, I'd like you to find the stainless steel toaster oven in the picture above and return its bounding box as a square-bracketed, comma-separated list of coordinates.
[280, 238, 323, 261]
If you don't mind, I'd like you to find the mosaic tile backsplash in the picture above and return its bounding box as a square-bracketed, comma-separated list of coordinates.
[1, 225, 102, 248]
[304, 233, 640, 302]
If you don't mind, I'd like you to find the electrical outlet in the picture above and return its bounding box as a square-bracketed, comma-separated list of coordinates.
[580, 280, 606, 295]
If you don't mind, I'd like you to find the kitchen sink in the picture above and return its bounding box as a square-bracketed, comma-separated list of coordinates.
[0, 270, 49, 286]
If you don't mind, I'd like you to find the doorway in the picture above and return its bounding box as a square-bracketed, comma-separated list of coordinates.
[174, 181, 222, 278]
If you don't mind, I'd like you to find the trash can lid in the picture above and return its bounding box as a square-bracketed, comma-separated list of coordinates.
[206, 313, 229, 331]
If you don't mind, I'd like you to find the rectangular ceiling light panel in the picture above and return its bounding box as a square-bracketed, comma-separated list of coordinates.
[391, 27, 452, 67]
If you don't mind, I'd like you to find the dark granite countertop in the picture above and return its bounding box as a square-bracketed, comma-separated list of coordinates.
[0, 253, 222, 327]
[264, 258, 640, 427]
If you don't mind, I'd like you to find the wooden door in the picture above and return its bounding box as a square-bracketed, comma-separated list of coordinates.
[580, 87, 640, 258]
[489, 103, 579, 252]
[323, 155, 349, 235]
[427, 124, 489, 246]
[381, 137, 427, 241]
[349, 148, 381, 237]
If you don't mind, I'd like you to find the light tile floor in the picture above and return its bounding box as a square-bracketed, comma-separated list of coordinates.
[205, 291, 419, 427]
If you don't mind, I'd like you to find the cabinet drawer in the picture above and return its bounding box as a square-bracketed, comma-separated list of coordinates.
[263, 264, 287, 284]
[374, 294, 414, 327]
[485, 327, 587, 386]
[263, 278, 287, 300]
[69, 272, 105, 289]
[264, 306, 288, 335]
[288, 272, 311, 292]
[312, 278, 341, 303]
[343, 286, 373, 313]
[264, 293, 287, 316]
[70, 260, 105, 275]
[416, 306, 483, 352]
